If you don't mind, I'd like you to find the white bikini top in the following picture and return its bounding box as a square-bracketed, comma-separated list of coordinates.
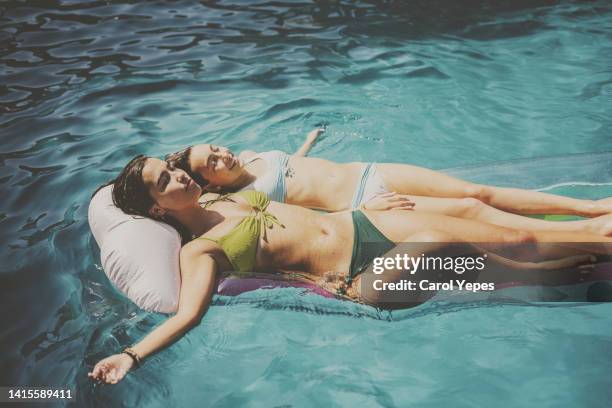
[239, 150, 290, 203]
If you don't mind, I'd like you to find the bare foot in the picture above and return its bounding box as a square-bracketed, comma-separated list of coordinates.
[587, 213, 612, 237]
[583, 198, 612, 217]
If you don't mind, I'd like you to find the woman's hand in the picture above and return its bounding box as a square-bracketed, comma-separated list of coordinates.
[88, 353, 134, 384]
[363, 192, 415, 211]
[294, 128, 325, 156]
[306, 128, 325, 144]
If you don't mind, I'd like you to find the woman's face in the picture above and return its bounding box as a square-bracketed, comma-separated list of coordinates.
[189, 144, 244, 188]
[141, 157, 202, 216]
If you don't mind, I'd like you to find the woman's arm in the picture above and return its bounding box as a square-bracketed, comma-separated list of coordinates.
[88, 241, 218, 384]
[130, 246, 217, 358]
[293, 128, 325, 157]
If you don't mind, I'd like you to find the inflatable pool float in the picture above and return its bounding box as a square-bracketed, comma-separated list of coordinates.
[89, 151, 612, 312]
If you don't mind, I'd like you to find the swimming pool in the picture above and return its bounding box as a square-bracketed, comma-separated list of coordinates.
[1, 1, 611, 406]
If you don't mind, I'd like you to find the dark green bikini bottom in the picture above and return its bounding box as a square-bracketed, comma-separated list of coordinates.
[348, 210, 395, 281]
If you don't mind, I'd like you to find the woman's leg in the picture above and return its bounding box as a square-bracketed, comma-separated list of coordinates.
[356, 230, 595, 308]
[377, 163, 612, 217]
[363, 209, 612, 255]
[406, 195, 612, 236]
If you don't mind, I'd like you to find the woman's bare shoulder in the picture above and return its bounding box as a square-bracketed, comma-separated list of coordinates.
[181, 236, 234, 271]
[182, 236, 218, 255]
[239, 150, 257, 160]
[199, 192, 221, 203]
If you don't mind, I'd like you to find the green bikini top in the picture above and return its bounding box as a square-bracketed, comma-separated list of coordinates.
[199, 190, 284, 272]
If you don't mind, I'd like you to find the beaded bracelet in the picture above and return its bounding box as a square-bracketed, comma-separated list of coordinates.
[122, 347, 142, 367]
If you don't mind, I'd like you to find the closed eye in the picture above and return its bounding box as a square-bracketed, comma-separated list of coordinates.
[158, 171, 170, 191]
[207, 154, 218, 170]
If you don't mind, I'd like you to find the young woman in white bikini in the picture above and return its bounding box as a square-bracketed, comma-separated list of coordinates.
[165, 128, 612, 236]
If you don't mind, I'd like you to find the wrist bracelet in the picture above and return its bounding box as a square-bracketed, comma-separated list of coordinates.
[122, 347, 142, 367]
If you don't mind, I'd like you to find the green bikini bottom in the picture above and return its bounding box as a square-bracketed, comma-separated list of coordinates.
[348, 210, 395, 282]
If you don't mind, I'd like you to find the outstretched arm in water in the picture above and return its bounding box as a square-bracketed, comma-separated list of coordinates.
[88, 241, 218, 384]
[293, 128, 325, 157]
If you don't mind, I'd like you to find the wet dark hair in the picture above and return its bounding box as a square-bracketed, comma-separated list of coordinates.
[106, 154, 191, 243]
[111, 155, 154, 217]
[165, 146, 210, 188]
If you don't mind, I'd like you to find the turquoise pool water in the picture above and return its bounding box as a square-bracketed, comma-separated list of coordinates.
[1, 1, 611, 406]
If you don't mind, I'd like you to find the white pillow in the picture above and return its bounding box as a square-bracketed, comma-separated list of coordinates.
[88, 185, 181, 313]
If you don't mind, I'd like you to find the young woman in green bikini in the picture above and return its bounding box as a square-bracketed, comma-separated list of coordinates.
[165, 128, 612, 236]
[89, 155, 612, 384]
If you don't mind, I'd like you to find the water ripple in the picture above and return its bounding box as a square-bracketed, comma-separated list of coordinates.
[1, 0, 612, 404]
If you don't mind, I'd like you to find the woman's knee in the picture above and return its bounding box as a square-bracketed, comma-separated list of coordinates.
[464, 184, 494, 204]
[455, 197, 486, 217]
[408, 229, 453, 243]
[505, 230, 536, 244]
